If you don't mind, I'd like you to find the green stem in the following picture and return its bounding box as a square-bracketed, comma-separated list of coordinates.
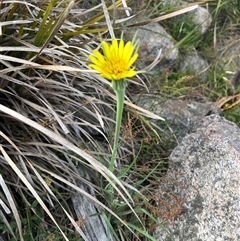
[109, 80, 126, 172]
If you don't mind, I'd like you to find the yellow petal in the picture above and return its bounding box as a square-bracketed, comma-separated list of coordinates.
[89, 64, 103, 73]
[108, 39, 118, 59]
[89, 56, 103, 67]
[118, 39, 124, 58]
[123, 41, 134, 61]
[92, 49, 105, 64]
[102, 41, 111, 59]
[88, 55, 99, 65]
[89, 51, 105, 66]
[112, 39, 119, 57]
[101, 71, 112, 80]
[126, 68, 136, 77]
[127, 53, 138, 68]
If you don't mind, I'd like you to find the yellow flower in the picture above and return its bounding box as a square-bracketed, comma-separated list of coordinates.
[88, 38, 138, 81]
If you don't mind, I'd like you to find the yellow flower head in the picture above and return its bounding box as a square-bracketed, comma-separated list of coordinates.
[88, 38, 139, 81]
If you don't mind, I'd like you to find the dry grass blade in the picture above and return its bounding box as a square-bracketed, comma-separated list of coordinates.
[0, 54, 40, 66]
[101, 0, 115, 39]
[0, 175, 23, 240]
[0, 64, 94, 74]
[127, 4, 199, 27]
[0, 46, 71, 56]
[121, 0, 130, 16]
[0, 20, 33, 36]
[0, 198, 10, 214]
[0, 74, 39, 91]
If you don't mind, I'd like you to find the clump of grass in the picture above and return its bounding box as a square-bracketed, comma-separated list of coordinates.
[0, 0, 146, 240]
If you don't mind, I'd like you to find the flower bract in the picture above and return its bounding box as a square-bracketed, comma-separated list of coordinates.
[88, 38, 138, 81]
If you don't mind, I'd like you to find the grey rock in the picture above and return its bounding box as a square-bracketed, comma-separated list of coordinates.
[180, 49, 209, 82]
[188, 6, 212, 34]
[135, 94, 220, 140]
[127, 22, 179, 73]
[154, 115, 240, 241]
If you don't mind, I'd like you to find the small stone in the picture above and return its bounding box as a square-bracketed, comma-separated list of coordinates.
[189, 6, 212, 34]
[180, 48, 209, 83]
[126, 21, 179, 73]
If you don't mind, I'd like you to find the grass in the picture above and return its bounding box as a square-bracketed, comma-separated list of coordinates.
[0, 0, 240, 240]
